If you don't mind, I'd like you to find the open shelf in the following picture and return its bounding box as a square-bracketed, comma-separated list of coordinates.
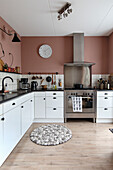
[0, 70, 21, 74]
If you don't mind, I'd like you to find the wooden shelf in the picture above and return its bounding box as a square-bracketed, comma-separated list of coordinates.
[0, 70, 21, 75]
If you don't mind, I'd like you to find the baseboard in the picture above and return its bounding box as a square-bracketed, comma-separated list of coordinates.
[33, 118, 64, 123]
[96, 118, 113, 123]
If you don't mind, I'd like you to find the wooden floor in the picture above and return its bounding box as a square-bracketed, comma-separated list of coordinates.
[1, 120, 113, 170]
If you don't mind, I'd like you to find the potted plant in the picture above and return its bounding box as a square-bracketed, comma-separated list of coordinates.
[3, 63, 8, 72]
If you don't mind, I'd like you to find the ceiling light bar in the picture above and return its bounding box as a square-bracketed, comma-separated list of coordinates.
[57, 2, 72, 20]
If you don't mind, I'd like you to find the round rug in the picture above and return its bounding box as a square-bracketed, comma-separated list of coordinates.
[30, 124, 72, 146]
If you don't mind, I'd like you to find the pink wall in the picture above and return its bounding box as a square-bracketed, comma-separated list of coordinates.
[84, 37, 109, 74]
[21, 36, 109, 74]
[108, 32, 113, 74]
[0, 17, 21, 70]
[21, 37, 73, 74]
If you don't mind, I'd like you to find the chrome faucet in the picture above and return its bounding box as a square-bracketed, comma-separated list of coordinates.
[2, 76, 14, 93]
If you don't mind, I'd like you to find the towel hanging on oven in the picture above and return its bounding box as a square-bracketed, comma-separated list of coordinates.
[72, 97, 82, 112]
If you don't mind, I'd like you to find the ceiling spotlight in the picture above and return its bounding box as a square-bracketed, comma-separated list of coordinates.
[57, 14, 62, 20]
[65, 13, 68, 17]
[67, 8, 72, 14]
[70, 9, 72, 13]
[63, 12, 66, 18]
[57, 2, 72, 20]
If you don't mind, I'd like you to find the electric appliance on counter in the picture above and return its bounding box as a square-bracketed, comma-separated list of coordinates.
[19, 78, 30, 90]
[31, 81, 38, 91]
[64, 33, 96, 122]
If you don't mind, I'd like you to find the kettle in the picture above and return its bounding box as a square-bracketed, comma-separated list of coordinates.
[31, 81, 38, 91]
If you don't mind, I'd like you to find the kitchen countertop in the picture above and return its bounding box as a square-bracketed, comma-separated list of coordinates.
[0, 88, 64, 104]
[0, 88, 113, 105]
[96, 89, 113, 91]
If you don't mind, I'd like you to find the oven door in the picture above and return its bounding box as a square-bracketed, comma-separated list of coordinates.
[66, 94, 95, 113]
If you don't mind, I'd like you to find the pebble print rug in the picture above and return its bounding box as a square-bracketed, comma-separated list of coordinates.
[30, 124, 72, 146]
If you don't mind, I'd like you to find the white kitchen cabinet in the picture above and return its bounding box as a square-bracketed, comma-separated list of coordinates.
[21, 99, 31, 136]
[46, 92, 64, 120]
[34, 92, 64, 122]
[35, 93, 46, 118]
[4, 105, 21, 159]
[46, 96, 63, 108]
[97, 96, 113, 108]
[0, 114, 4, 166]
[0, 92, 35, 167]
[96, 91, 113, 123]
[46, 108, 63, 118]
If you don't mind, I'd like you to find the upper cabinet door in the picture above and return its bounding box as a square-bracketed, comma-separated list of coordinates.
[35, 96, 46, 118]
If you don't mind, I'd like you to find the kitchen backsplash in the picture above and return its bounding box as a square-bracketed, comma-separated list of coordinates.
[0, 72, 21, 91]
[0, 72, 110, 91]
[21, 74, 64, 89]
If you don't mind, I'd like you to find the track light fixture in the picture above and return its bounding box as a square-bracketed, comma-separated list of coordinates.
[0, 26, 21, 42]
[58, 2, 72, 20]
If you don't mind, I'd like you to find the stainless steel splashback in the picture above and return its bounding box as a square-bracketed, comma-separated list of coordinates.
[64, 65, 91, 88]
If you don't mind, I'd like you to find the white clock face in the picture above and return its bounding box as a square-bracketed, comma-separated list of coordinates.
[39, 45, 52, 58]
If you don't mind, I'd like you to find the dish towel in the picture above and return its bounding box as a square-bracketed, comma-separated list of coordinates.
[72, 97, 82, 112]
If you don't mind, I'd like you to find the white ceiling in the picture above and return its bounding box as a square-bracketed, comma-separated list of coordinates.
[0, 0, 113, 36]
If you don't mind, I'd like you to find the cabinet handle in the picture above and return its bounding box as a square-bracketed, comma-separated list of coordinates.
[104, 108, 108, 110]
[53, 97, 56, 99]
[31, 100, 32, 102]
[104, 97, 108, 99]
[43, 98, 45, 100]
[12, 103, 15, 105]
[53, 108, 56, 110]
[53, 93, 56, 95]
[104, 93, 108, 95]
[1, 117, 5, 121]
[21, 106, 24, 108]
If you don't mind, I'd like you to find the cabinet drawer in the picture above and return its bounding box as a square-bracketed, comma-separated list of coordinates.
[46, 97, 64, 108]
[97, 97, 113, 108]
[3, 99, 20, 113]
[34, 92, 45, 97]
[97, 91, 113, 97]
[46, 108, 64, 118]
[46, 92, 63, 97]
[97, 108, 113, 118]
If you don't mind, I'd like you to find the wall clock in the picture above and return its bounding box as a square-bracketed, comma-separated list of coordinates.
[39, 44, 52, 58]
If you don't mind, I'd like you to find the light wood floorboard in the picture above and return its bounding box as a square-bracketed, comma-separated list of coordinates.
[1, 120, 113, 170]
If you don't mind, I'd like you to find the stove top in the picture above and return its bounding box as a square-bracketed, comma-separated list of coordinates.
[65, 88, 95, 90]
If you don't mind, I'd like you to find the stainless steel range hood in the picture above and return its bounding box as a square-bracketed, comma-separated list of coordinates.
[64, 33, 95, 88]
[64, 33, 95, 66]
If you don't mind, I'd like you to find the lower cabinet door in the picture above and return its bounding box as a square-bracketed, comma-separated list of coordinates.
[30, 97, 34, 122]
[0, 115, 4, 166]
[35, 96, 46, 118]
[97, 108, 113, 118]
[4, 106, 21, 159]
[46, 108, 63, 118]
[21, 100, 31, 136]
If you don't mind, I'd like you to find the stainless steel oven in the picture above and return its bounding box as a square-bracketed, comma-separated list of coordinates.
[64, 89, 96, 122]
